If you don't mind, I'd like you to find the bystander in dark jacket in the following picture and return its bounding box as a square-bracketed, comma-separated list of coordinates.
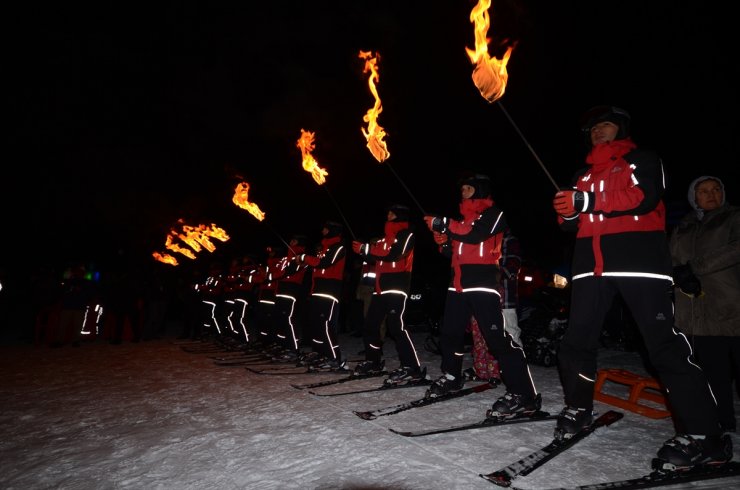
[669, 175, 740, 432]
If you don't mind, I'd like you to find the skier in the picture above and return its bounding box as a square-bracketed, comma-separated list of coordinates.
[297, 220, 348, 370]
[424, 174, 540, 416]
[552, 105, 732, 467]
[351, 204, 427, 385]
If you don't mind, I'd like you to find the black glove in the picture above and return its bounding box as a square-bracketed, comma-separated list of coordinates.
[424, 215, 448, 233]
[672, 263, 702, 296]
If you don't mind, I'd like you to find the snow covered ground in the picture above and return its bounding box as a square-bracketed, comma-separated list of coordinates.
[2, 330, 739, 489]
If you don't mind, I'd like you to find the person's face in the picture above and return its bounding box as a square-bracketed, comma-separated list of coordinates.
[461, 184, 475, 200]
[590, 121, 620, 145]
[387, 210, 397, 221]
[695, 179, 723, 212]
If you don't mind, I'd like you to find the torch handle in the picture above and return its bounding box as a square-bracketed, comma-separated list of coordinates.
[323, 186, 357, 241]
[385, 163, 427, 216]
[496, 101, 560, 192]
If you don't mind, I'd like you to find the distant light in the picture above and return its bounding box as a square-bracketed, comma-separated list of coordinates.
[523, 275, 533, 282]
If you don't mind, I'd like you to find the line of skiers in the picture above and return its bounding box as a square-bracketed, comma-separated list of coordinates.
[185, 105, 735, 471]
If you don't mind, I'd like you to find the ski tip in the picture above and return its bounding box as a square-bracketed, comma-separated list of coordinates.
[474, 381, 495, 391]
[388, 428, 412, 437]
[479, 472, 512, 487]
[601, 410, 625, 424]
[353, 411, 376, 420]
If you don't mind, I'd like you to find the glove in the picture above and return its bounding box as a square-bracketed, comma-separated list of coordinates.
[672, 263, 702, 296]
[351, 241, 363, 254]
[433, 231, 448, 245]
[553, 190, 587, 217]
[424, 215, 447, 232]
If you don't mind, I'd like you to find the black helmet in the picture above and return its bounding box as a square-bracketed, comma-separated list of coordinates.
[459, 173, 492, 199]
[387, 204, 410, 222]
[290, 234, 308, 247]
[580, 105, 630, 141]
[323, 220, 343, 237]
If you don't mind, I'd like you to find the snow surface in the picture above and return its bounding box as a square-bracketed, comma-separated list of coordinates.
[2, 330, 740, 490]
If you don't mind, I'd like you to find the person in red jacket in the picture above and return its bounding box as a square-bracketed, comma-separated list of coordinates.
[272, 235, 310, 361]
[224, 255, 257, 345]
[253, 246, 281, 350]
[424, 174, 540, 416]
[351, 204, 427, 385]
[296, 221, 348, 371]
[552, 105, 731, 467]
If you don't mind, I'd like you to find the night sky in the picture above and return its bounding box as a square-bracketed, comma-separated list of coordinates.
[6, 1, 737, 277]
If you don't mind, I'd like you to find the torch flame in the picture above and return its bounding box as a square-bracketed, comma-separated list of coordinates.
[181, 224, 229, 253]
[165, 234, 196, 259]
[172, 219, 202, 252]
[297, 129, 328, 185]
[161, 219, 230, 261]
[204, 223, 230, 242]
[465, 0, 514, 103]
[232, 182, 266, 221]
[152, 251, 178, 266]
[359, 50, 390, 163]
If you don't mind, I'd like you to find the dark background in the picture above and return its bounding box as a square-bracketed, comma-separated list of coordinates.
[4, 1, 737, 298]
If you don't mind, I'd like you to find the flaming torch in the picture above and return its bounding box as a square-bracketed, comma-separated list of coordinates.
[172, 219, 202, 253]
[297, 129, 328, 185]
[466, 0, 559, 191]
[152, 251, 178, 266]
[181, 224, 225, 253]
[359, 50, 390, 163]
[157, 219, 229, 264]
[465, 0, 512, 103]
[165, 234, 197, 259]
[232, 182, 266, 221]
[358, 50, 427, 215]
[296, 129, 356, 239]
[232, 181, 294, 253]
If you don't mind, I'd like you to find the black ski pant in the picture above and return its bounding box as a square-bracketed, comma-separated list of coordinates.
[559, 276, 722, 435]
[691, 335, 740, 432]
[275, 294, 300, 351]
[439, 290, 536, 397]
[307, 294, 342, 361]
[362, 292, 420, 368]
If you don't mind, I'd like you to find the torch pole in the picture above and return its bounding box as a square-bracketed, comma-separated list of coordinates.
[323, 186, 357, 240]
[260, 220, 295, 255]
[496, 101, 561, 192]
[385, 162, 427, 216]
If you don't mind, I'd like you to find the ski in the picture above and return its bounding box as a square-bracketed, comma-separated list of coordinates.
[480, 410, 624, 487]
[215, 352, 303, 365]
[209, 351, 254, 360]
[309, 377, 432, 396]
[245, 365, 351, 376]
[181, 345, 230, 354]
[214, 357, 284, 366]
[537, 460, 740, 490]
[389, 409, 556, 437]
[353, 381, 497, 420]
[181, 341, 243, 354]
[291, 371, 388, 390]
